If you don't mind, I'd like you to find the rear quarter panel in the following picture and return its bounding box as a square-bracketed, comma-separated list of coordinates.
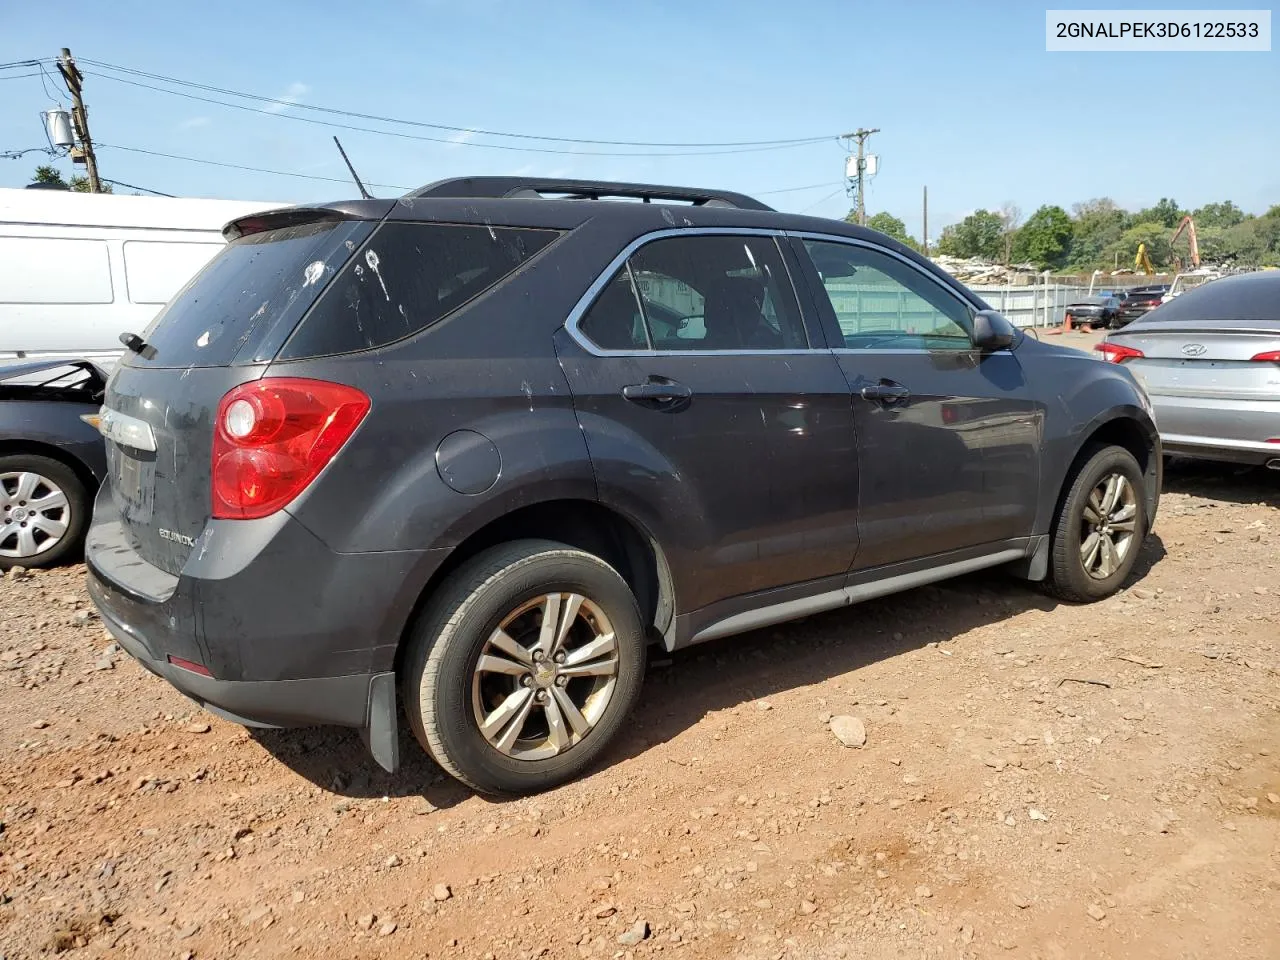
[0, 397, 107, 482]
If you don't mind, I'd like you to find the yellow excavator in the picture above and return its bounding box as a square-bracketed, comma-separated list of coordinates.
[1135, 242, 1155, 275]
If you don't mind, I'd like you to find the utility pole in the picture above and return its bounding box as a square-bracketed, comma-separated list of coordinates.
[842, 127, 879, 226]
[57, 47, 102, 193]
[922, 185, 929, 256]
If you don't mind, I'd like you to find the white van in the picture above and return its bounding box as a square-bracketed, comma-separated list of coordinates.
[0, 187, 286, 369]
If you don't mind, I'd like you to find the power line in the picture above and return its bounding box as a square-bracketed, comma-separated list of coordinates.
[82, 58, 834, 150]
[96, 142, 415, 191]
[0, 59, 53, 70]
[92, 142, 844, 203]
[100, 178, 175, 196]
[756, 182, 840, 196]
[0, 72, 42, 81]
[1, 146, 57, 160]
[799, 187, 846, 215]
[89, 72, 828, 158]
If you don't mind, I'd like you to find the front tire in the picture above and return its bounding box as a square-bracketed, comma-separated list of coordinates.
[0, 455, 89, 570]
[1044, 444, 1148, 602]
[403, 539, 647, 795]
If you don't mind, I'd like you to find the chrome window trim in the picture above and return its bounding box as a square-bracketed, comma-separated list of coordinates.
[563, 226, 823, 358]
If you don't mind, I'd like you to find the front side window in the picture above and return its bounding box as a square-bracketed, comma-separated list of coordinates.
[576, 234, 808, 352]
[802, 239, 974, 351]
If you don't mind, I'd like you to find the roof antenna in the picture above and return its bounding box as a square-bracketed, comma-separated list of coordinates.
[332, 136, 373, 199]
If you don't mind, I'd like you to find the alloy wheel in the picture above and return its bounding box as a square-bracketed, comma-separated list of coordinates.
[1079, 471, 1138, 580]
[0, 472, 71, 560]
[471, 593, 620, 761]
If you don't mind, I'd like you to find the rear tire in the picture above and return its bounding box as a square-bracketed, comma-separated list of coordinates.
[0, 454, 89, 570]
[1044, 444, 1147, 602]
[403, 539, 647, 795]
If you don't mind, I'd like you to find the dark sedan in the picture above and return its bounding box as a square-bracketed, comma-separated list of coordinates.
[1064, 296, 1120, 329]
[1114, 285, 1171, 328]
[0, 359, 107, 568]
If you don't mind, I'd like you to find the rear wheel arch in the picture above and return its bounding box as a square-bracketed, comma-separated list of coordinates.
[394, 498, 674, 674]
[0, 438, 100, 496]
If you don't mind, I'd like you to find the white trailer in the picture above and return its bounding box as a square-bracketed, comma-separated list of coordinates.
[0, 188, 287, 369]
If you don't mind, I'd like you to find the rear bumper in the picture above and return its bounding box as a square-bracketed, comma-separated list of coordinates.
[1160, 435, 1280, 466]
[84, 483, 448, 770]
[89, 574, 381, 728]
[1151, 394, 1280, 465]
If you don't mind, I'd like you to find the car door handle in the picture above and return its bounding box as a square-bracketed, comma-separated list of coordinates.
[860, 380, 910, 403]
[622, 379, 693, 410]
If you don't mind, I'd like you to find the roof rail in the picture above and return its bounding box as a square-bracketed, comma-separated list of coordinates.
[406, 176, 774, 212]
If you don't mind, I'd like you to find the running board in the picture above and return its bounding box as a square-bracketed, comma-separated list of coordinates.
[688, 548, 1026, 646]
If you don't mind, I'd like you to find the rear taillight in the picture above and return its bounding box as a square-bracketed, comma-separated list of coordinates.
[212, 378, 370, 520]
[1250, 350, 1280, 362]
[1095, 341, 1145, 364]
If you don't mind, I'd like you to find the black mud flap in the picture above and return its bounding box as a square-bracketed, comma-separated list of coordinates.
[362, 672, 400, 772]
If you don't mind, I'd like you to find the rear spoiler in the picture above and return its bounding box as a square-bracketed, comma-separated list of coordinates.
[221, 200, 395, 241]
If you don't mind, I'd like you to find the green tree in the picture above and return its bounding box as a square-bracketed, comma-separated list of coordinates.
[1132, 197, 1183, 229]
[32, 164, 68, 187]
[1069, 198, 1128, 269]
[28, 164, 111, 192]
[1191, 201, 1245, 229]
[69, 174, 111, 193]
[935, 209, 1004, 260]
[1010, 204, 1073, 269]
[1216, 212, 1280, 266]
[1103, 222, 1174, 272]
[863, 211, 920, 251]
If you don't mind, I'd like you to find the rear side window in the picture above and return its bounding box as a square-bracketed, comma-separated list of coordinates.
[135, 219, 373, 368]
[278, 223, 559, 359]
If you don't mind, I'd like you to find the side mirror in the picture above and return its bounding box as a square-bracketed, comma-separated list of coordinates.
[971, 310, 1016, 351]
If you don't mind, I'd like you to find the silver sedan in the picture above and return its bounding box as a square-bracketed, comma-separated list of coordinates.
[1095, 271, 1280, 469]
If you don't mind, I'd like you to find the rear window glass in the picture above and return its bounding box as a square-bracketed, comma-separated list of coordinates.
[278, 222, 559, 359]
[135, 219, 373, 368]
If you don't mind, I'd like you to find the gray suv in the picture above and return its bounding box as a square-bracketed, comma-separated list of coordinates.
[85, 177, 1161, 795]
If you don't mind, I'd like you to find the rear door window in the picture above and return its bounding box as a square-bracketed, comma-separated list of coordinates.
[278, 223, 559, 359]
[134, 219, 373, 368]
[575, 234, 808, 352]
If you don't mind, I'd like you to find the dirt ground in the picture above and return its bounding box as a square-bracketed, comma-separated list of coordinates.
[1, 458, 1277, 960]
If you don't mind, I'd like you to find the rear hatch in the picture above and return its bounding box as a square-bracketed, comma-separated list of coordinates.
[100, 210, 378, 575]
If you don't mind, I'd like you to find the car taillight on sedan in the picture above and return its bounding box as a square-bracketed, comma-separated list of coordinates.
[1094, 342, 1145, 364]
[1250, 350, 1280, 362]
[212, 378, 371, 520]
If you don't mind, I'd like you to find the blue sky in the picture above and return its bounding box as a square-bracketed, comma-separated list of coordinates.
[3, 1, 1276, 238]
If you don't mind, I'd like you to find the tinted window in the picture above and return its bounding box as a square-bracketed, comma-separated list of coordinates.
[280, 222, 558, 359]
[576, 234, 807, 352]
[135, 219, 372, 368]
[802, 240, 973, 350]
[578, 270, 650, 350]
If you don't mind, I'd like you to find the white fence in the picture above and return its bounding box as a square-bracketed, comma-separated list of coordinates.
[968, 283, 1096, 328]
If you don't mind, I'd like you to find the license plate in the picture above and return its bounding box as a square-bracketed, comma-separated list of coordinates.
[110, 446, 155, 521]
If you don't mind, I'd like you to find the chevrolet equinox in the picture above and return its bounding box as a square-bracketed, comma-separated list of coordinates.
[86, 177, 1161, 794]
